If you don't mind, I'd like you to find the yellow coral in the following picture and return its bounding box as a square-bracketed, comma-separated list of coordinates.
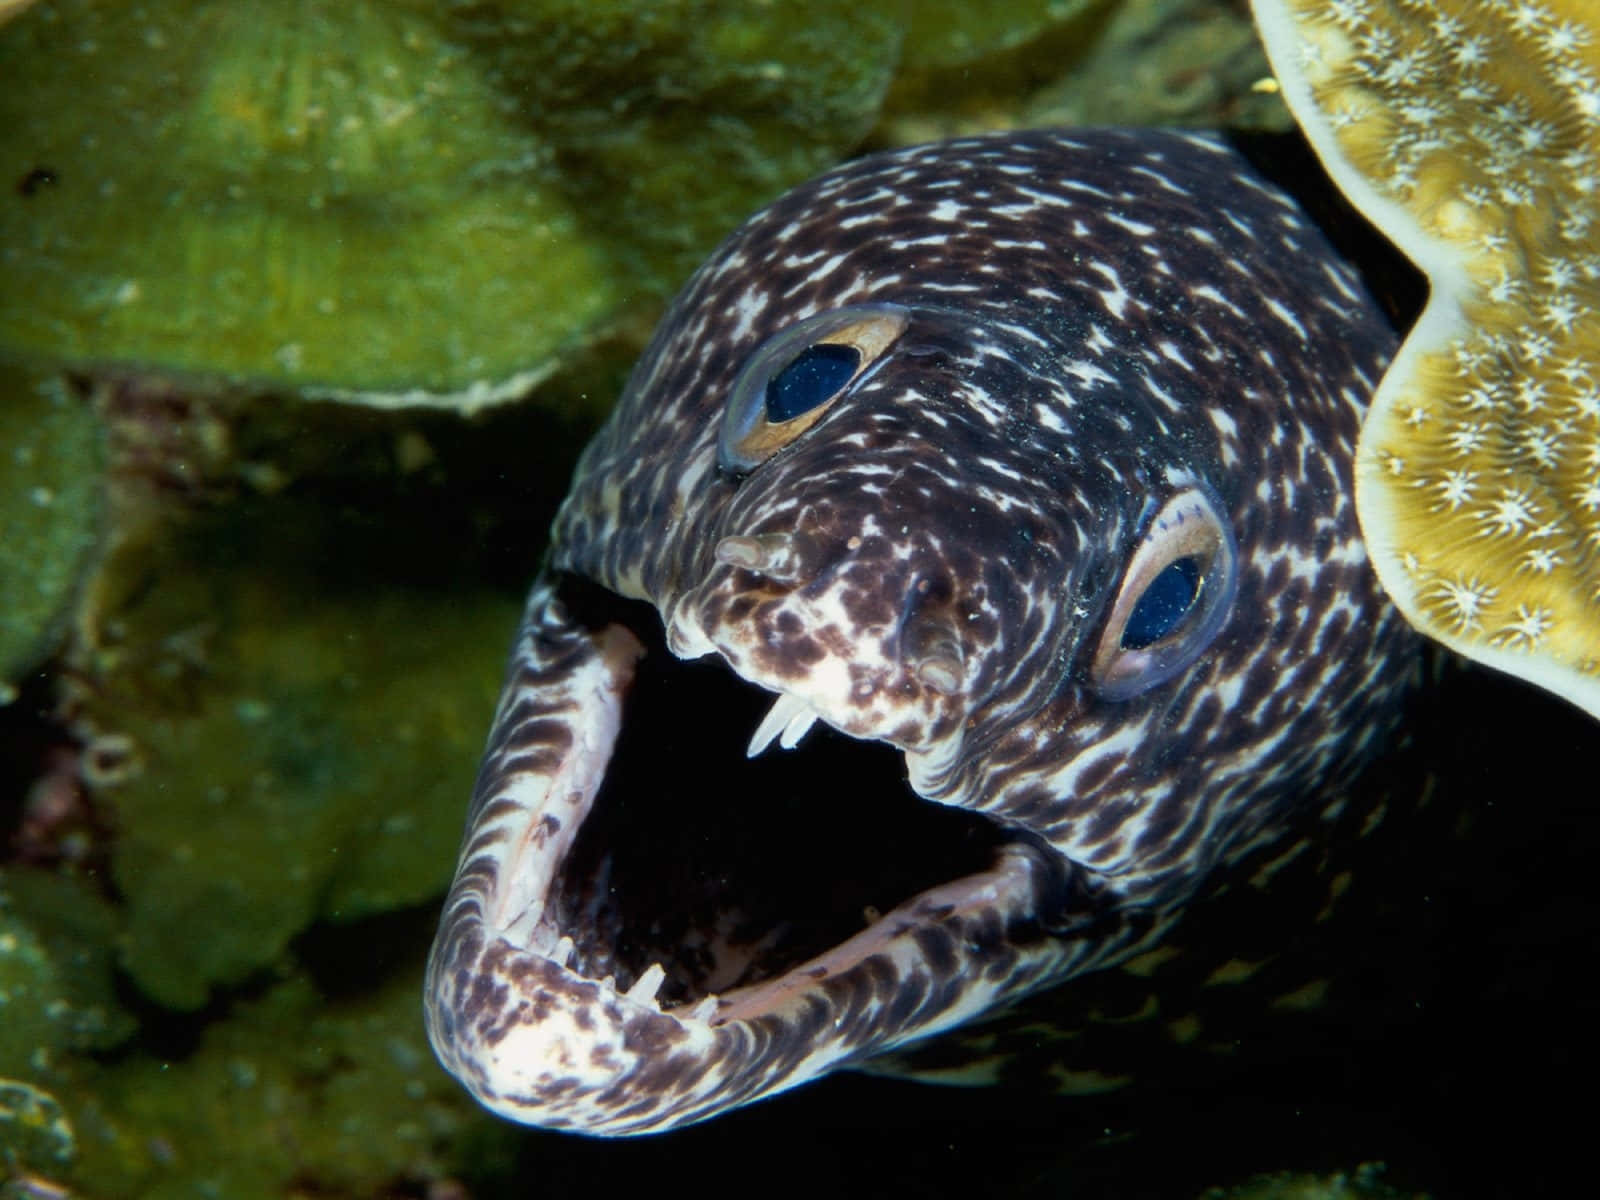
[1251, 0, 1600, 718]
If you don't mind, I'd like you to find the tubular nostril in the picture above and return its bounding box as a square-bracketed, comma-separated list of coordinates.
[898, 603, 966, 695]
[914, 651, 965, 694]
[893, 569, 967, 695]
[714, 536, 765, 568]
[714, 533, 806, 582]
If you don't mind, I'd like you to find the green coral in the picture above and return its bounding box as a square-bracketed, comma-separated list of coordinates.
[878, 0, 1287, 143]
[0, 905, 71, 1079]
[0, 363, 103, 691]
[0, 0, 902, 403]
[63, 964, 513, 1198]
[86, 489, 521, 1009]
[1023, 0, 1288, 129]
[0, 1078, 75, 1176]
[0, 869, 131, 1067]
[897, 0, 1101, 68]
[424, 0, 904, 295]
[0, 870, 130, 1175]
[0, 0, 612, 400]
[0, 1, 1271, 406]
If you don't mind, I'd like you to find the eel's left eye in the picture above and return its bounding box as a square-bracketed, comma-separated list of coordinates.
[1091, 484, 1238, 700]
[719, 303, 910, 474]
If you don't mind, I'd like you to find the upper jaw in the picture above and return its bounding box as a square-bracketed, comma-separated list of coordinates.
[663, 570, 979, 769]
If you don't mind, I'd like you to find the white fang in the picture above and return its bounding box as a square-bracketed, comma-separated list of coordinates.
[624, 962, 666, 1007]
[747, 691, 821, 757]
[550, 935, 575, 968]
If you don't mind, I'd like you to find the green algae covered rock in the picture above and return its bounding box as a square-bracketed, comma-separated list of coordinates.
[0, 0, 901, 405]
[0, 363, 103, 692]
[1021, 0, 1287, 130]
[878, 0, 1286, 144]
[0, 869, 129, 1175]
[83, 488, 521, 1010]
[0, 903, 71, 1076]
[420, 0, 904, 293]
[898, 0, 1102, 68]
[0, 1077, 76, 1178]
[0, 1, 1267, 410]
[65, 966, 513, 1198]
[0, 868, 131, 1068]
[0, 0, 613, 404]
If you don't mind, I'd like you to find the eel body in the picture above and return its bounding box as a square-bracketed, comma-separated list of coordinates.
[425, 128, 1418, 1135]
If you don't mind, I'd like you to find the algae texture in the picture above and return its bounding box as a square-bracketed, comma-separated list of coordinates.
[878, 0, 1287, 143]
[0, 364, 103, 692]
[0, 870, 127, 1175]
[64, 968, 518, 1199]
[0, 0, 900, 404]
[85, 488, 522, 1010]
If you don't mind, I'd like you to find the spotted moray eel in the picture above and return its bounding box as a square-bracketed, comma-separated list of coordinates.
[425, 128, 1419, 1135]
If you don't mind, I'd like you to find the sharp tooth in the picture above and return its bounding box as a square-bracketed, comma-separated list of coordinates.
[778, 705, 820, 750]
[625, 962, 666, 1007]
[747, 692, 816, 757]
[689, 994, 721, 1024]
[551, 935, 574, 969]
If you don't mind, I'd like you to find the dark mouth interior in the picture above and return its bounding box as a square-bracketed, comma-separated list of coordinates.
[548, 575, 1010, 1012]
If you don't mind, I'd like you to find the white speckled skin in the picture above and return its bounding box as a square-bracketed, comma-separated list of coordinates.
[426, 129, 1419, 1135]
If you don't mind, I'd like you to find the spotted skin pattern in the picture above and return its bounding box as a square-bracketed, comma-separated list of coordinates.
[426, 129, 1419, 1135]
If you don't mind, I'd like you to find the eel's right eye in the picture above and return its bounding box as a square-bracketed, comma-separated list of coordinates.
[1090, 484, 1238, 700]
[1120, 556, 1202, 650]
[765, 343, 861, 422]
[718, 303, 909, 475]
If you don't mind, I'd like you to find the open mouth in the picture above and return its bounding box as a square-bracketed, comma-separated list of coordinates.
[538, 574, 1018, 1019]
[428, 570, 1075, 1134]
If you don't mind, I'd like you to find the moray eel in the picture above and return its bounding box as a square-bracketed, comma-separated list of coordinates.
[425, 128, 1418, 1135]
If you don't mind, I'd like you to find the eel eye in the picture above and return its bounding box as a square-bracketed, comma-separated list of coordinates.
[718, 303, 910, 474]
[1091, 484, 1238, 700]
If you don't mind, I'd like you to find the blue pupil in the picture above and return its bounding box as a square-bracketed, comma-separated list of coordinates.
[765, 342, 861, 423]
[1121, 557, 1201, 651]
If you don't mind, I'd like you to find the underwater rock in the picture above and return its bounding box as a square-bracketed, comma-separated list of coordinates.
[0, 364, 103, 695]
[0, 904, 73, 1077]
[59, 966, 513, 1197]
[0, 871, 121, 1174]
[877, 0, 1289, 144]
[0, 0, 903, 407]
[0, 868, 130, 1065]
[0, 0, 610, 405]
[77, 486, 521, 1010]
[896, 0, 1100, 69]
[0, 1077, 75, 1178]
[421, 0, 905, 302]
